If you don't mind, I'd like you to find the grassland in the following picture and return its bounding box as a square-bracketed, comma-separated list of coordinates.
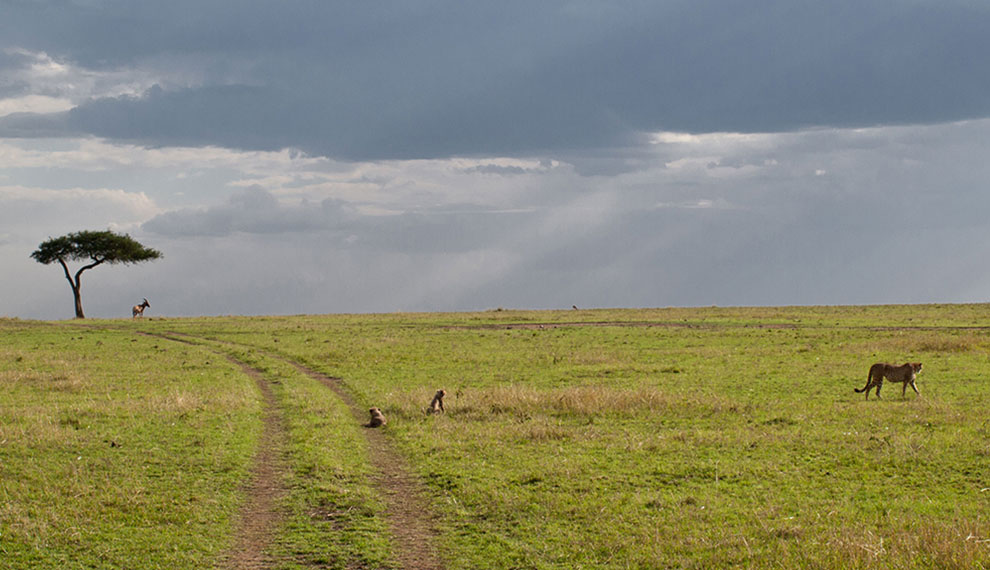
[2, 304, 990, 568]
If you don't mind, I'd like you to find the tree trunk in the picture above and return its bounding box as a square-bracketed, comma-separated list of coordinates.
[72, 284, 85, 319]
[58, 258, 87, 319]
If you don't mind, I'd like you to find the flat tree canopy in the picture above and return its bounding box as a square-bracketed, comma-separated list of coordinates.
[32, 230, 162, 318]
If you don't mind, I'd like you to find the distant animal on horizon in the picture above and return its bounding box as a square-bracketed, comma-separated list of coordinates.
[366, 407, 386, 428]
[132, 298, 150, 318]
[572, 305, 578, 310]
[855, 362, 922, 400]
[427, 389, 446, 414]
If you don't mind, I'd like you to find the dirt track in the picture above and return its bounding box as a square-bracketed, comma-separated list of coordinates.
[219, 356, 289, 569]
[147, 331, 443, 569]
[277, 355, 444, 570]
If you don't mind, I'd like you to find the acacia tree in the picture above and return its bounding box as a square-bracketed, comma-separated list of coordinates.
[31, 230, 162, 319]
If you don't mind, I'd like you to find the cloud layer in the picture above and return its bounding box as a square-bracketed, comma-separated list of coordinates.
[128, 121, 990, 315]
[3, 1, 990, 159]
[6, 119, 990, 319]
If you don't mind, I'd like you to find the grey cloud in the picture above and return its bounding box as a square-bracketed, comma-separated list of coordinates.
[8, 114, 990, 319]
[459, 165, 531, 176]
[0, 50, 31, 98]
[455, 159, 560, 176]
[143, 186, 355, 236]
[0, 111, 79, 138]
[143, 185, 535, 253]
[350, 210, 537, 255]
[3, 1, 990, 159]
[462, 192, 978, 310]
[0, 187, 157, 242]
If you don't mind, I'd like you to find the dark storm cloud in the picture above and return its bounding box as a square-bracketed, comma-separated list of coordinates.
[0, 50, 32, 98]
[3, 1, 990, 159]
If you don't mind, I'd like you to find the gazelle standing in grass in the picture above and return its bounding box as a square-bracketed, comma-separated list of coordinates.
[132, 298, 150, 318]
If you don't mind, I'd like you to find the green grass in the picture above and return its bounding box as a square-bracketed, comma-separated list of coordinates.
[0, 322, 259, 568]
[3, 305, 990, 568]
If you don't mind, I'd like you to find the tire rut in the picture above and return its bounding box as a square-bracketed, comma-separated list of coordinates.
[218, 355, 289, 570]
[137, 331, 288, 570]
[266, 353, 445, 570]
[136, 332, 289, 569]
[158, 332, 444, 570]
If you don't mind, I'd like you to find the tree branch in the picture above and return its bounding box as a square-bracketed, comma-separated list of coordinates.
[57, 258, 75, 291]
[73, 257, 106, 288]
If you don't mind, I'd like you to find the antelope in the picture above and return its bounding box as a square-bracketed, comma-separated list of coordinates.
[132, 298, 150, 318]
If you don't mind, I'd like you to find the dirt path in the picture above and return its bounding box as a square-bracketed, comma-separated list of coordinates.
[153, 331, 444, 569]
[218, 356, 289, 570]
[275, 356, 445, 570]
[135, 331, 290, 569]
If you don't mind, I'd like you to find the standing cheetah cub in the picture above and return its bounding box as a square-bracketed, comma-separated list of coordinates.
[427, 389, 446, 414]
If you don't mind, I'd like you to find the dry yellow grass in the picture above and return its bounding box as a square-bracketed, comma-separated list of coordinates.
[391, 384, 739, 421]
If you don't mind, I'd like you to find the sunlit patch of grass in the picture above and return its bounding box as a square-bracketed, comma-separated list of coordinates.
[897, 332, 987, 354]
[0, 368, 86, 392]
[923, 337, 983, 353]
[852, 331, 988, 356]
[813, 521, 990, 570]
[389, 384, 742, 424]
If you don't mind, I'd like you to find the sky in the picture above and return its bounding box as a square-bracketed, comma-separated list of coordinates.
[3, 0, 990, 319]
